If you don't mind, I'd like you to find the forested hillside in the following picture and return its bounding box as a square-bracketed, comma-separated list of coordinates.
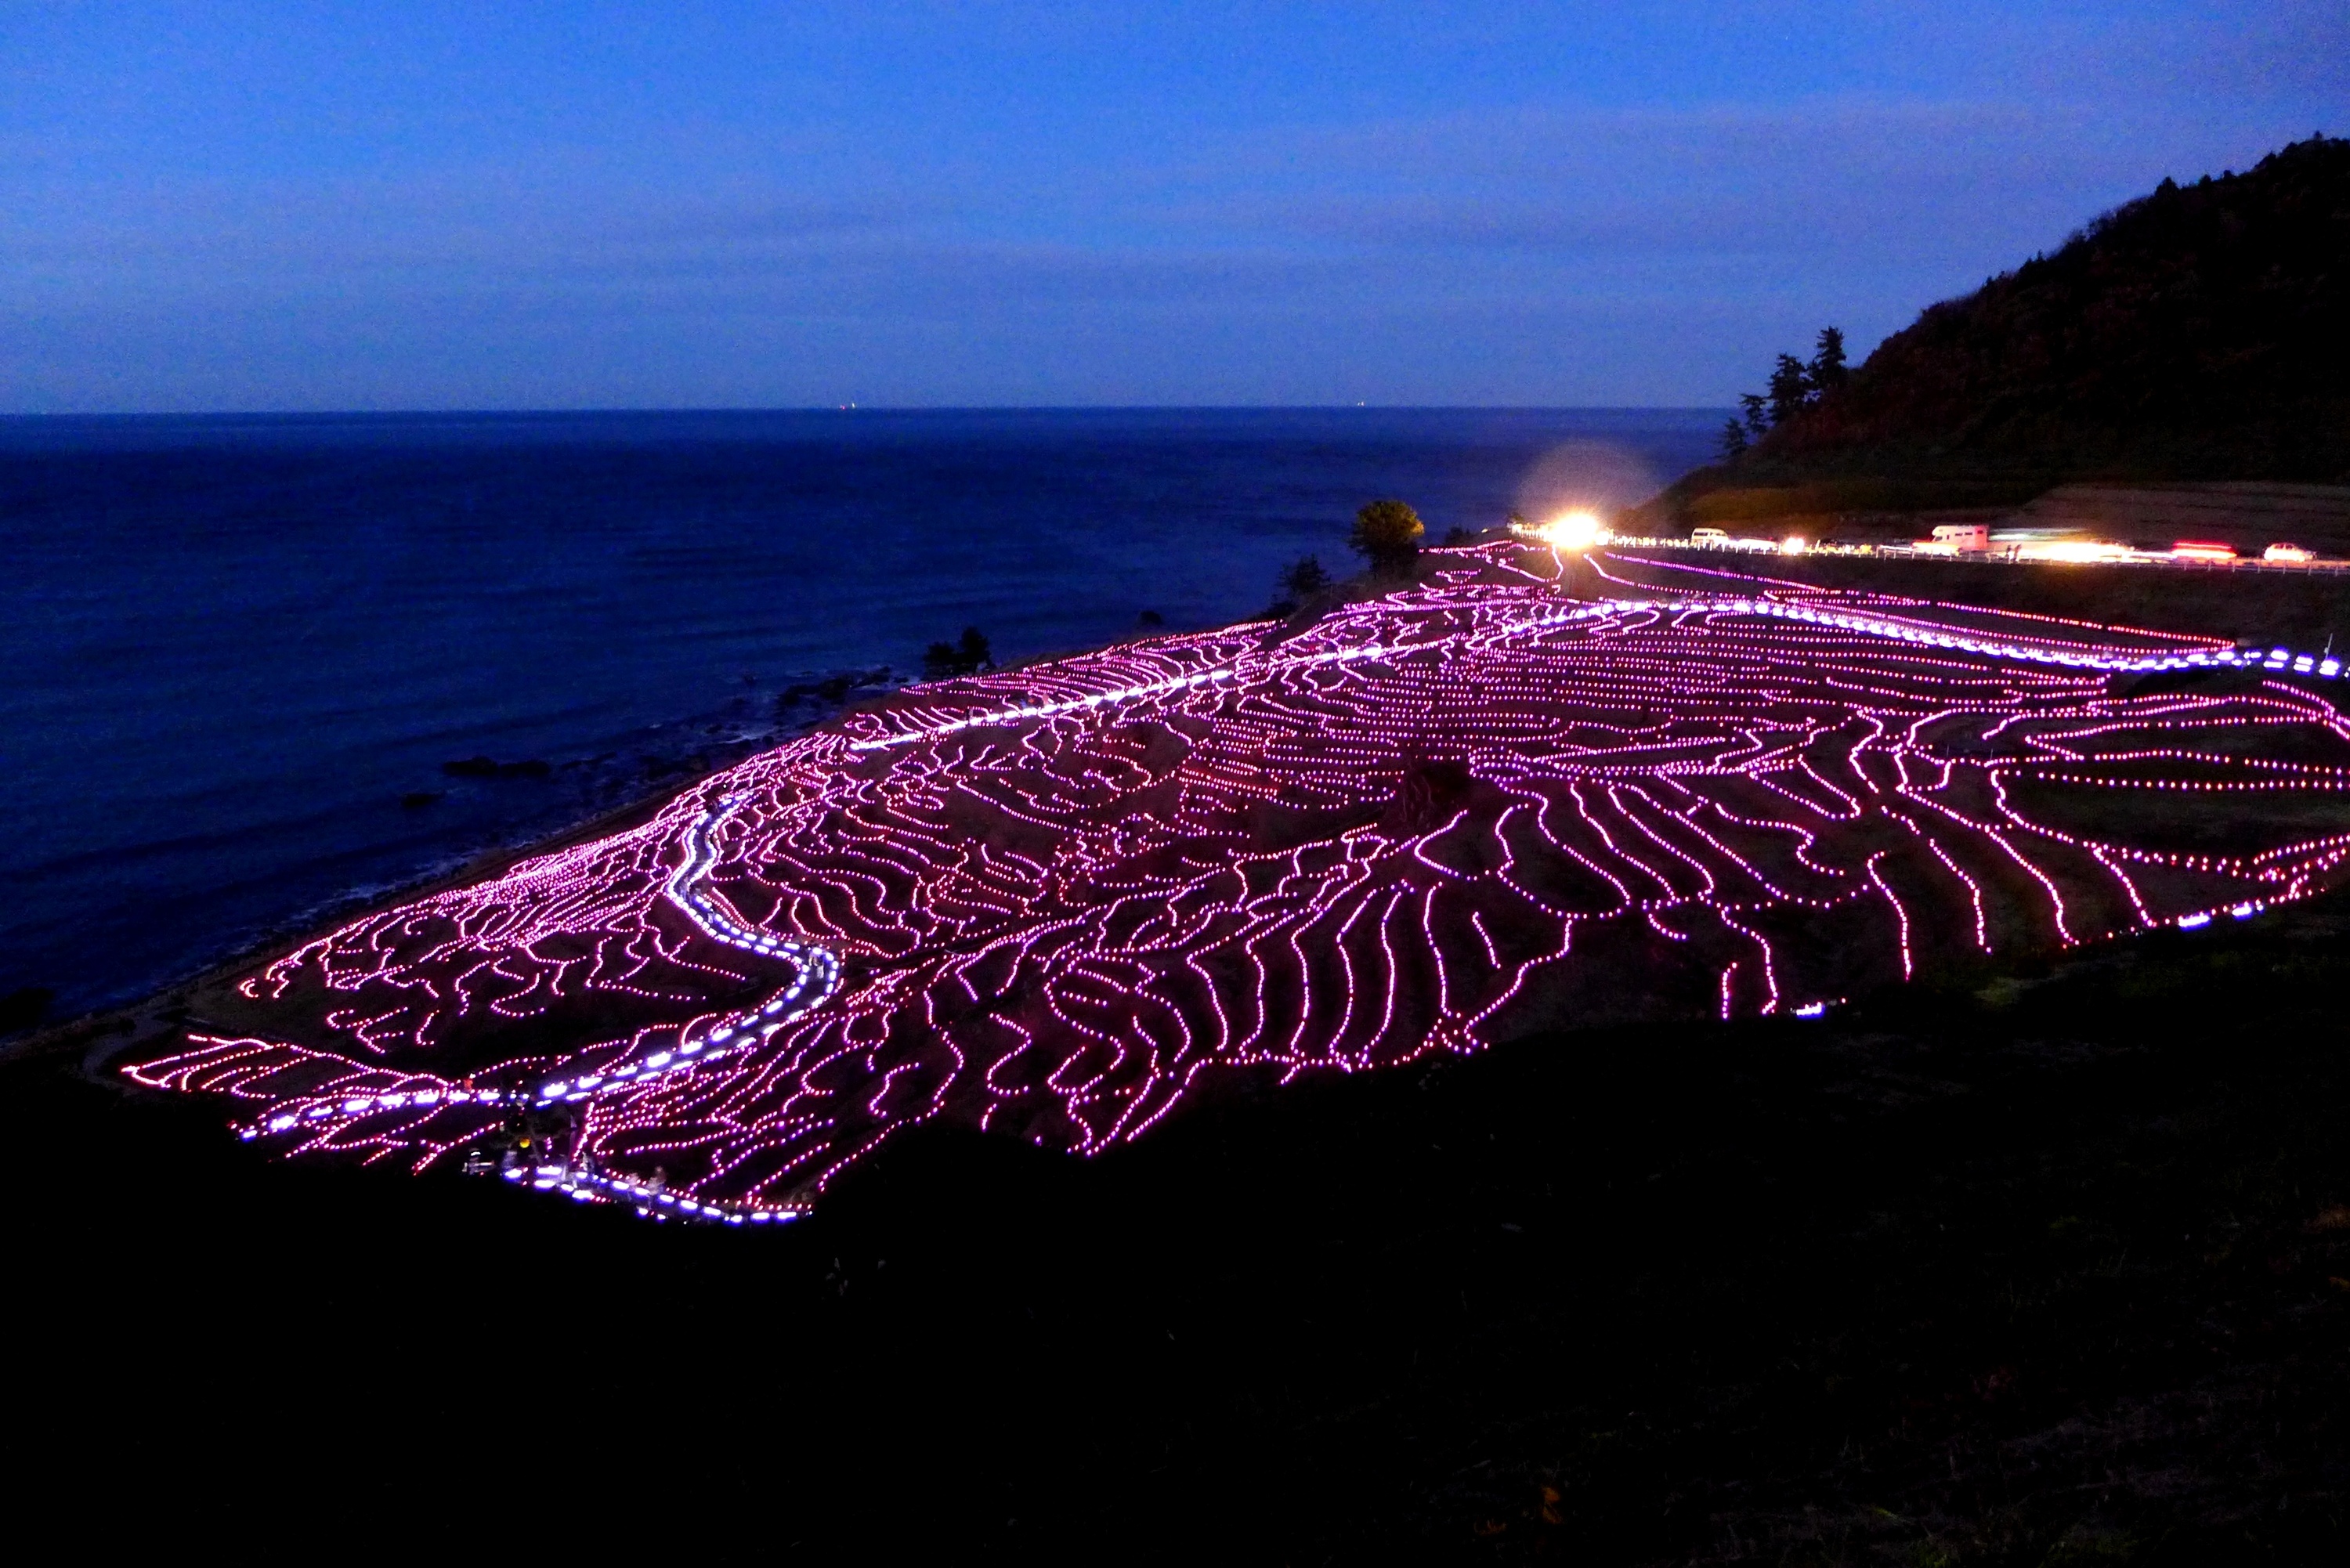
[1729, 135, 2349, 486]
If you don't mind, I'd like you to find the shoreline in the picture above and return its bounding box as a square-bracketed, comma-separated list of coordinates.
[3, 544, 1491, 1079]
[13, 766, 721, 1080]
[2, 677, 924, 1078]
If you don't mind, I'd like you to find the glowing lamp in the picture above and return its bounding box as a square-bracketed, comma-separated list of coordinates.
[1781, 535, 1808, 556]
[1538, 510, 1607, 551]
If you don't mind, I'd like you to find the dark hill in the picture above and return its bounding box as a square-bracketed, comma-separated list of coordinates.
[1682, 135, 2350, 509]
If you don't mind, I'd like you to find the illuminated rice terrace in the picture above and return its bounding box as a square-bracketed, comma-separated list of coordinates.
[129, 544, 2350, 1223]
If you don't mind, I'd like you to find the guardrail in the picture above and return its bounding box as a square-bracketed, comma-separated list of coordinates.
[1575, 540, 2344, 679]
[1596, 533, 2350, 575]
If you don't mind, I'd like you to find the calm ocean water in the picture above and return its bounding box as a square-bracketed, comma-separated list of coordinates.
[2, 408, 1718, 1019]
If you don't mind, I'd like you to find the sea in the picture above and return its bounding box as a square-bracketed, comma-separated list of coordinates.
[1, 408, 1720, 1021]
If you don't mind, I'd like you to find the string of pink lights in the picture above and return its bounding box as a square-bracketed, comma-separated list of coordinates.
[128, 544, 2350, 1223]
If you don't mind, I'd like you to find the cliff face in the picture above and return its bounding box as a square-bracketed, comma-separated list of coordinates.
[1759, 135, 2350, 482]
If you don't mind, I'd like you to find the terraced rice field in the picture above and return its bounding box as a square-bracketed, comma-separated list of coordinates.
[131, 545, 2350, 1220]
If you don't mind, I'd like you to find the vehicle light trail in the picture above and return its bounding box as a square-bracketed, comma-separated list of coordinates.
[127, 545, 2350, 1223]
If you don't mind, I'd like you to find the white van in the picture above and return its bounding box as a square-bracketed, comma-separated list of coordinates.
[1690, 527, 1729, 546]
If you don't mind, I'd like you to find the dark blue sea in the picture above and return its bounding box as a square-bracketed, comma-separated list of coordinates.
[2, 408, 1719, 1021]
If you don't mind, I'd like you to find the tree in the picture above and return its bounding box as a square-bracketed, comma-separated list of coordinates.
[1737, 327, 1845, 439]
[1349, 499, 1425, 573]
[1808, 326, 1849, 394]
[1266, 555, 1332, 618]
[1718, 417, 1749, 459]
[1767, 353, 1814, 426]
[921, 625, 993, 680]
[1280, 555, 1332, 600]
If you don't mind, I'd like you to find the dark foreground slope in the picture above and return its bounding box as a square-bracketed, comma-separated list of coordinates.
[6, 897, 2348, 1561]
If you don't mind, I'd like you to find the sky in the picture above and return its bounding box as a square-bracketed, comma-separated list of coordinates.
[4, 2, 2342, 410]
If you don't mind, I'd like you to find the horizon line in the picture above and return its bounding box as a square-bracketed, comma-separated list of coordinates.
[0, 403, 1736, 420]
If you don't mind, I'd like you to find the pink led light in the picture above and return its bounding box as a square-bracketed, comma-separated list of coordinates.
[128, 545, 2350, 1222]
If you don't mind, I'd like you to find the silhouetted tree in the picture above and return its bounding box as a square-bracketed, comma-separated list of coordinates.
[1737, 328, 1841, 438]
[1767, 353, 1814, 425]
[1808, 326, 1848, 394]
[921, 626, 994, 680]
[1280, 555, 1332, 599]
[1349, 500, 1424, 573]
[1719, 417, 1749, 459]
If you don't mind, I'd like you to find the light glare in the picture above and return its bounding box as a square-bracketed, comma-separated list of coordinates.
[1538, 510, 1606, 551]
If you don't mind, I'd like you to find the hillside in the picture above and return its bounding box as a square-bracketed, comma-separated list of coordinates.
[1648, 135, 2349, 524]
[104, 542, 2350, 1222]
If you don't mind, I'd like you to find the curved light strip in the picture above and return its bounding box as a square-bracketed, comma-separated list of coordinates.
[129, 561, 2350, 1226]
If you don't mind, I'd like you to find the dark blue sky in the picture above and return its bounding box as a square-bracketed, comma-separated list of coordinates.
[6, 2, 2341, 410]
